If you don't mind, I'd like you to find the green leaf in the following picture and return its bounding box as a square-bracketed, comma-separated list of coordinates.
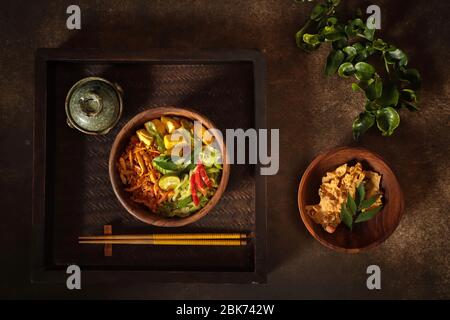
[338, 62, 355, 77]
[152, 155, 183, 174]
[345, 18, 365, 37]
[376, 107, 400, 136]
[310, 4, 328, 21]
[355, 62, 375, 81]
[352, 42, 364, 52]
[340, 204, 353, 230]
[351, 82, 361, 91]
[372, 38, 387, 51]
[332, 38, 348, 50]
[145, 121, 166, 152]
[400, 89, 417, 104]
[325, 49, 345, 76]
[365, 43, 375, 56]
[386, 48, 408, 65]
[355, 206, 382, 223]
[355, 49, 369, 62]
[295, 20, 317, 50]
[346, 194, 357, 216]
[401, 100, 420, 112]
[325, 17, 338, 26]
[376, 83, 399, 107]
[365, 100, 380, 112]
[323, 25, 346, 41]
[361, 26, 375, 41]
[351, 43, 366, 62]
[303, 33, 321, 46]
[343, 46, 357, 61]
[365, 76, 382, 100]
[356, 183, 366, 207]
[360, 195, 379, 209]
[398, 68, 421, 88]
[352, 111, 375, 139]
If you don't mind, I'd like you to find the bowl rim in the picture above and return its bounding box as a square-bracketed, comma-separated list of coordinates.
[109, 106, 230, 227]
[297, 146, 405, 253]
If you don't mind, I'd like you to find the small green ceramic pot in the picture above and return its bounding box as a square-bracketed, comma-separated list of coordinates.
[65, 77, 123, 135]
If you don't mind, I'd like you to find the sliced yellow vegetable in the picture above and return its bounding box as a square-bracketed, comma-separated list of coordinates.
[161, 116, 181, 134]
[194, 124, 215, 145]
[158, 175, 181, 191]
[151, 119, 166, 136]
[136, 129, 154, 147]
[164, 133, 187, 150]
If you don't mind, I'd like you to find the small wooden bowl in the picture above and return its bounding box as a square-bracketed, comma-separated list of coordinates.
[298, 147, 404, 253]
[109, 107, 230, 227]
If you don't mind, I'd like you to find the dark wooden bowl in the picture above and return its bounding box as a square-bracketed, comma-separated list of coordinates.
[109, 107, 230, 227]
[298, 147, 404, 253]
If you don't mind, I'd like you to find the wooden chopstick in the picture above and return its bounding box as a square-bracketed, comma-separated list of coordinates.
[78, 239, 247, 246]
[78, 233, 250, 241]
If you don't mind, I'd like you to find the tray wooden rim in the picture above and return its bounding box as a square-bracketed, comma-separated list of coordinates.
[31, 48, 267, 284]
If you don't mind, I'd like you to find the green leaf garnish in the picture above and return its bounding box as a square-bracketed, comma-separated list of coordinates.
[356, 183, 366, 207]
[340, 204, 353, 230]
[346, 193, 357, 216]
[339, 182, 383, 230]
[360, 195, 379, 210]
[355, 206, 383, 223]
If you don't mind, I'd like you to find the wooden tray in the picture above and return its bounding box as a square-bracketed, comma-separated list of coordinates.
[32, 49, 267, 284]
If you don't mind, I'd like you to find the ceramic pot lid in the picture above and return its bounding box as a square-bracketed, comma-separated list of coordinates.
[65, 77, 123, 134]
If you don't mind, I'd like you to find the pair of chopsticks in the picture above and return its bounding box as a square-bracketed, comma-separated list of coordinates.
[78, 233, 250, 246]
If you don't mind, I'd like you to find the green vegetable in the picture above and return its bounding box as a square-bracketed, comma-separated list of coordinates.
[175, 196, 193, 209]
[340, 204, 353, 230]
[295, 0, 421, 138]
[355, 183, 365, 207]
[199, 145, 221, 167]
[340, 183, 383, 230]
[355, 206, 383, 223]
[152, 155, 182, 175]
[158, 175, 181, 191]
[145, 121, 165, 152]
[346, 194, 357, 216]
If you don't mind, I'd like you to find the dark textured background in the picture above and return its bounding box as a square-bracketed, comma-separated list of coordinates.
[0, 0, 449, 299]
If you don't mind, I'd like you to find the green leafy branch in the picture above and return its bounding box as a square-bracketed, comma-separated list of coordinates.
[295, 0, 421, 139]
[340, 183, 383, 230]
